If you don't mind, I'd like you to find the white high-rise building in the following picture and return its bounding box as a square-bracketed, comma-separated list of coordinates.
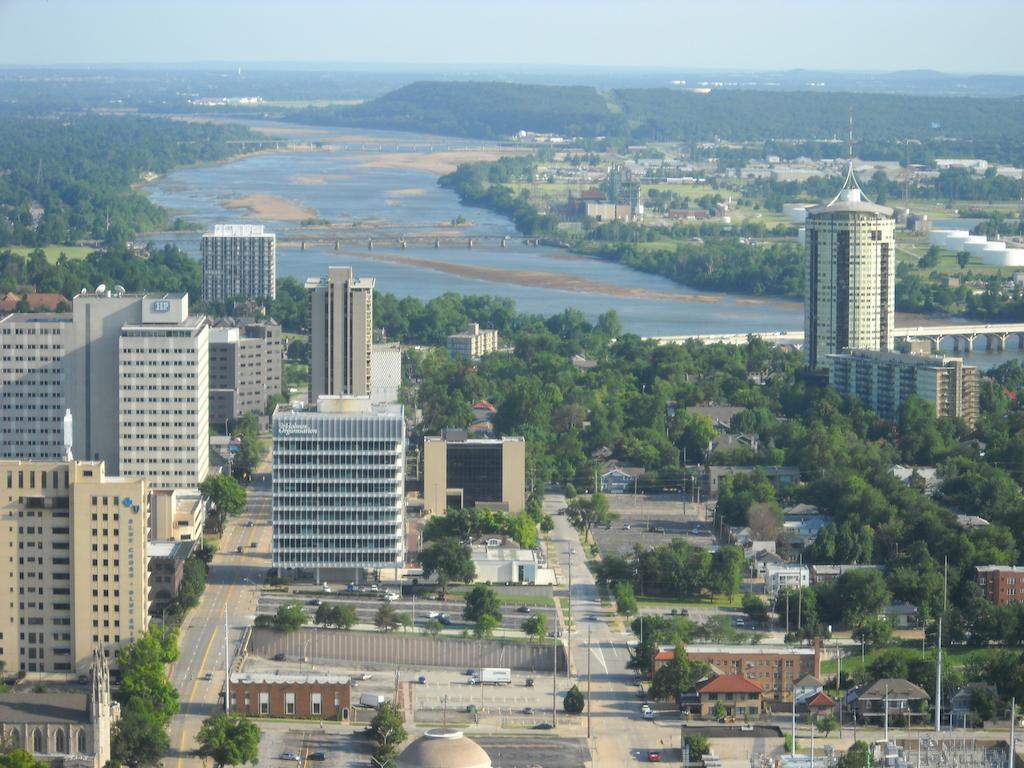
[272, 396, 405, 580]
[201, 224, 276, 302]
[0, 291, 209, 489]
[307, 266, 374, 401]
[118, 296, 209, 488]
[804, 168, 895, 369]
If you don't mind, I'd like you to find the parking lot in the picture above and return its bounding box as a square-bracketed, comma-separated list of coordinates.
[591, 495, 716, 556]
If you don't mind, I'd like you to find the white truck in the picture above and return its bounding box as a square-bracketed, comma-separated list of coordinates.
[359, 693, 388, 708]
[480, 667, 512, 685]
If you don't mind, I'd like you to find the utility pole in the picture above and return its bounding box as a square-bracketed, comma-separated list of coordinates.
[1011, 696, 1016, 768]
[567, 544, 572, 679]
[223, 605, 230, 713]
[791, 693, 796, 756]
[935, 615, 943, 732]
[587, 625, 592, 739]
[551, 640, 557, 728]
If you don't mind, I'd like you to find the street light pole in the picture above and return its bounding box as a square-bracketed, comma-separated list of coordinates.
[224, 605, 230, 713]
[567, 543, 572, 679]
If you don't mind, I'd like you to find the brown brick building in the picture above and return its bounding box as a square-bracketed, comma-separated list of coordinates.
[229, 673, 352, 719]
[655, 642, 821, 701]
[976, 565, 1024, 605]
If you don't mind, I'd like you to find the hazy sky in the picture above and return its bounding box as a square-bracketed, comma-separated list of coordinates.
[1, 0, 1021, 73]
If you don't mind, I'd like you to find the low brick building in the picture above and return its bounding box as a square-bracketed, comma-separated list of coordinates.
[655, 642, 821, 701]
[976, 565, 1024, 605]
[695, 674, 763, 719]
[229, 673, 352, 720]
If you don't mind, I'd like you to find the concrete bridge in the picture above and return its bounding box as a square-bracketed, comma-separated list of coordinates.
[648, 323, 1024, 353]
[279, 233, 545, 251]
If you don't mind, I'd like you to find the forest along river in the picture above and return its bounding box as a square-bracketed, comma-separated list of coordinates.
[142, 120, 1019, 367]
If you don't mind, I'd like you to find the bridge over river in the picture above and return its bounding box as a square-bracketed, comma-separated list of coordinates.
[649, 323, 1024, 353]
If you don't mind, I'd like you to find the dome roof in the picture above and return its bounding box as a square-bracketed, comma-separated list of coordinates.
[397, 729, 492, 768]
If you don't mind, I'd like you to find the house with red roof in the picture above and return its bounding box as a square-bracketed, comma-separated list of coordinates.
[695, 674, 764, 720]
[0, 291, 69, 314]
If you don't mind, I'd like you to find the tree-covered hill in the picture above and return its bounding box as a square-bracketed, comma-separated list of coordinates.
[293, 80, 1024, 151]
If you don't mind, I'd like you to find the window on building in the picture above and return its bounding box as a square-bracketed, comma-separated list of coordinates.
[285, 692, 295, 715]
[311, 693, 322, 716]
[259, 692, 269, 715]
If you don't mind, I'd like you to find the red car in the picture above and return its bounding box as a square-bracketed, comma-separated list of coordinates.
[648, 751, 662, 763]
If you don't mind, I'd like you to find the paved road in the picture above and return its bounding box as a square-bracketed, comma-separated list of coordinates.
[166, 484, 270, 768]
[544, 495, 682, 766]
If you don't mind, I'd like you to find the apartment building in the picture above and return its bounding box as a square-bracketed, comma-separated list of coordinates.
[0, 460, 149, 677]
[272, 396, 405, 580]
[307, 266, 373, 401]
[148, 488, 206, 542]
[0, 291, 209, 490]
[422, 430, 526, 515]
[371, 342, 401, 405]
[804, 171, 895, 368]
[208, 320, 283, 425]
[201, 223, 276, 302]
[446, 322, 499, 360]
[655, 641, 822, 701]
[0, 313, 71, 460]
[976, 565, 1024, 605]
[118, 297, 209, 489]
[828, 348, 978, 427]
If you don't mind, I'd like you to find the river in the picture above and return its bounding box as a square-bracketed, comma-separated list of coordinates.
[142, 121, 803, 338]
[142, 121, 1020, 368]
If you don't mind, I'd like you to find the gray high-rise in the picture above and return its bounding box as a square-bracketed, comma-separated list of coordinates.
[201, 224, 276, 302]
[306, 266, 373, 400]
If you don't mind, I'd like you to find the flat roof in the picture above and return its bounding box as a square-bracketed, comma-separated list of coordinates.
[0, 693, 89, 724]
[230, 672, 350, 685]
[471, 546, 537, 563]
[684, 644, 818, 656]
[977, 565, 1024, 574]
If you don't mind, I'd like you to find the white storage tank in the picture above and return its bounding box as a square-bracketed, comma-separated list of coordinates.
[1003, 249, 1024, 267]
[964, 235, 989, 254]
[944, 232, 971, 251]
[929, 229, 952, 247]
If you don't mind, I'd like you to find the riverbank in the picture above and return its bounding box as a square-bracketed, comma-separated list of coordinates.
[222, 193, 317, 221]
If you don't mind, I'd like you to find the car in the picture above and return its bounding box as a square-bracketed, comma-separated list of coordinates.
[381, 592, 399, 602]
[641, 704, 652, 714]
[623, 523, 631, 530]
[588, 614, 601, 622]
[734, 618, 746, 627]
[533, 723, 555, 730]
[643, 710, 655, 720]
[438, 614, 451, 626]
[76, 674, 89, 684]
[525, 677, 535, 687]
[653, 527, 667, 534]
[523, 706, 535, 715]
[279, 753, 301, 762]
[308, 753, 327, 762]
[648, 750, 662, 762]
[417, 675, 427, 684]
[427, 611, 440, 619]
[465, 669, 475, 676]
[356, 673, 372, 680]
[307, 599, 321, 606]
[272, 652, 286, 661]
[468, 677, 479, 685]
[466, 704, 477, 714]
[516, 605, 532, 614]
[570, 548, 577, 555]
[236, 546, 243, 553]
[249, 542, 257, 548]
[202, 672, 213, 680]
[245, 521, 254, 527]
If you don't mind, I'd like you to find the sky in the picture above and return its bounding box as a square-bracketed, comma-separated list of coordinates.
[0, 0, 1022, 74]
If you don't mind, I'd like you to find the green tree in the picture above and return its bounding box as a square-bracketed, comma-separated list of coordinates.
[396, 612, 413, 632]
[817, 715, 838, 737]
[0, 752, 46, 768]
[566, 493, 612, 541]
[374, 602, 399, 632]
[109, 703, 170, 768]
[686, 734, 710, 760]
[195, 713, 260, 768]
[712, 700, 727, 721]
[563, 684, 585, 714]
[852, 616, 893, 648]
[369, 702, 407, 751]
[835, 569, 890, 627]
[271, 602, 307, 632]
[521, 613, 547, 640]
[419, 537, 475, 595]
[116, 627, 181, 726]
[614, 582, 638, 616]
[649, 649, 709, 701]
[333, 604, 358, 630]
[474, 614, 499, 639]
[198, 475, 247, 533]
[838, 742, 871, 768]
[463, 585, 502, 623]
[970, 686, 998, 724]
[508, 512, 539, 548]
[742, 593, 769, 622]
[425, 618, 443, 636]
[710, 546, 744, 599]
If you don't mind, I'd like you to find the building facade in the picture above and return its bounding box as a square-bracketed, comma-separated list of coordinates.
[422, 431, 526, 515]
[0, 291, 210, 489]
[201, 224, 276, 302]
[0, 461, 149, 676]
[229, 672, 352, 719]
[118, 297, 209, 489]
[694, 674, 764, 719]
[976, 565, 1024, 605]
[149, 488, 206, 542]
[804, 175, 895, 369]
[656, 642, 821, 701]
[828, 348, 978, 428]
[209, 320, 283, 425]
[307, 266, 373, 401]
[764, 563, 810, 599]
[447, 323, 499, 360]
[0, 654, 117, 768]
[272, 396, 405, 579]
[371, 342, 402, 405]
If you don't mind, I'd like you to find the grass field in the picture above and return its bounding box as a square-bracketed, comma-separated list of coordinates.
[820, 640, 996, 678]
[637, 594, 742, 609]
[4, 245, 94, 263]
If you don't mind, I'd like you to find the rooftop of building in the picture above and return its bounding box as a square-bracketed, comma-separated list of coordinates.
[398, 728, 492, 768]
[795, 675, 822, 688]
[274, 396, 403, 418]
[0, 311, 73, 324]
[148, 539, 197, 560]
[121, 313, 206, 331]
[829, 348, 971, 369]
[977, 565, 1024, 574]
[0, 692, 90, 725]
[426, 430, 523, 445]
[806, 182, 893, 218]
[470, 544, 538, 563]
[230, 672, 351, 685]
[858, 678, 929, 701]
[696, 674, 764, 694]
[205, 224, 273, 237]
[662, 643, 819, 657]
[0, 291, 69, 313]
[806, 691, 836, 708]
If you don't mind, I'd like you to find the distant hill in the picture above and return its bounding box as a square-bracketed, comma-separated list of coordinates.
[290, 80, 1024, 146]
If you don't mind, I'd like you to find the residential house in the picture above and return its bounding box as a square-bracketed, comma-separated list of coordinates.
[764, 563, 809, 599]
[600, 462, 645, 494]
[805, 690, 836, 719]
[809, 564, 884, 586]
[950, 683, 997, 728]
[0, 292, 69, 314]
[703, 466, 800, 499]
[854, 679, 930, 725]
[685, 405, 746, 432]
[891, 465, 941, 496]
[793, 675, 824, 704]
[695, 675, 764, 719]
[781, 513, 829, 548]
[883, 602, 919, 630]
